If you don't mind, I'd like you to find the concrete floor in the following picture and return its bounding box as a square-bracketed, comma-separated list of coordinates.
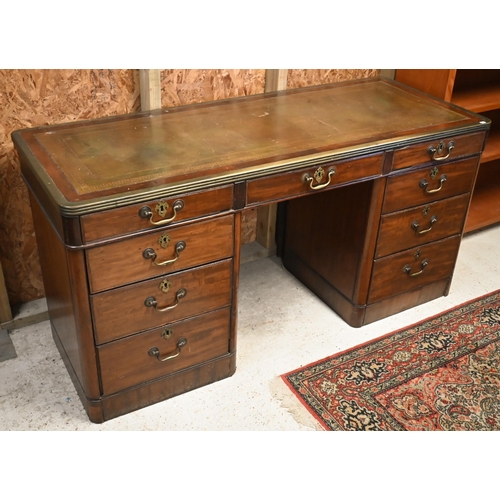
[1, 224, 500, 431]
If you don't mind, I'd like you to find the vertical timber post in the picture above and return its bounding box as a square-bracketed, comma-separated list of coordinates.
[139, 70, 162, 111]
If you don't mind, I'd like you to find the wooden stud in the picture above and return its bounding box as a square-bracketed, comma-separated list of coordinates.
[264, 69, 288, 93]
[256, 70, 288, 250]
[139, 70, 162, 111]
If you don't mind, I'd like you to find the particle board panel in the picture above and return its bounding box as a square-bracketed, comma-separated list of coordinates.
[159, 69, 266, 108]
[287, 69, 380, 89]
[0, 69, 141, 304]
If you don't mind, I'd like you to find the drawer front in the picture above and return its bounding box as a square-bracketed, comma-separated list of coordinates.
[92, 259, 233, 344]
[376, 194, 469, 258]
[383, 157, 477, 213]
[392, 132, 485, 171]
[368, 235, 461, 304]
[246, 153, 383, 205]
[98, 308, 230, 395]
[81, 185, 234, 243]
[86, 214, 233, 292]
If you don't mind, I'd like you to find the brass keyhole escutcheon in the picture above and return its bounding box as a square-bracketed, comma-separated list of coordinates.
[158, 232, 171, 249]
[155, 200, 169, 218]
[430, 167, 439, 180]
[161, 328, 173, 339]
[422, 205, 430, 217]
[159, 279, 172, 293]
[314, 167, 325, 184]
[414, 249, 421, 260]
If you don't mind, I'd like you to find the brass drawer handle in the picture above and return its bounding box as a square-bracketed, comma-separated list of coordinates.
[302, 166, 336, 190]
[149, 338, 188, 362]
[143, 241, 186, 266]
[139, 199, 185, 226]
[403, 259, 428, 277]
[419, 174, 447, 194]
[411, 215, 438, 234]
[144, 288, 187, 312]
[428, 140, 454, 161]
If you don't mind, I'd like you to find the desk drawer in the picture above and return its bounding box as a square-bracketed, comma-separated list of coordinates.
[86, 214, 233, 292]
[376, 194, 469, 258]
[92, 259, 233, 344]
[383, 157, 477, 213]
[246, 153, 383, 205]
[97, 308, 230, 395]
[392, 131, 485, 170]
[368, 235, 461, 304]
[81, 185, 234, 243]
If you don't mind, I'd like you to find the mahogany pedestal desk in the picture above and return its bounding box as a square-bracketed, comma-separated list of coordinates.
[12, 78, 490, 423]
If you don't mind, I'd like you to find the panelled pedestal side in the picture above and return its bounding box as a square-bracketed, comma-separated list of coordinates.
[29, 193, 103, 421]
[30, 186, 239, 423]
[283, 133, 487, 327]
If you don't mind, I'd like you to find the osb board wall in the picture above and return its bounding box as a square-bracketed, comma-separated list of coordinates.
[287, 69, 380, 88]
[159, 69, 266, 107]
[0, 69, 379, 306]
[0, 70, 141, 305]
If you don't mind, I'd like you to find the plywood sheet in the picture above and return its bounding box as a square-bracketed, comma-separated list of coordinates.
[0, 70, 140, 304]
[160, 69, 266, 107]
[241, 209, 257, 245]
[287, 69, 380, 88]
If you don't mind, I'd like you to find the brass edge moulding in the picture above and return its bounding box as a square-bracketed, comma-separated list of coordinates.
[14, 120, 490, 219]
[32, 124, 489, 217]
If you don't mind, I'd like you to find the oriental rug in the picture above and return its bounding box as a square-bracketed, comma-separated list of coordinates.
[281, 290, 500, 431]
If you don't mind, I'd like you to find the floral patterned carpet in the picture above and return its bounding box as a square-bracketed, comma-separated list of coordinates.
[281, 290, 500, 430]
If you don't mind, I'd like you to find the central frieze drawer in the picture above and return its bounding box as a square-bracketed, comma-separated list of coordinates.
[376, 194, 469, 258]
[383, 157, 478, 213]
[97, 308, 231, 395]
[368, 235, 461, 304]
[246, 153, 383, 205]
[86, 214, 234, 292]
[91, 259, 233, 344]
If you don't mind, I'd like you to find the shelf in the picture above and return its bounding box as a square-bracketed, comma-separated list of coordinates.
[481, 126, 500, 163]
[465, 182, 500, 232]
[394, 69, 500, 232]
[451, 83, 500, 113]
[464, 163, 500, 233]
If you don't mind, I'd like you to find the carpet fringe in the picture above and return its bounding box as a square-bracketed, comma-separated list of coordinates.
[269, 376, 324, 431]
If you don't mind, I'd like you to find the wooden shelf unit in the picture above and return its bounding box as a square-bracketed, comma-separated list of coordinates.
[395, 69, 500, 233]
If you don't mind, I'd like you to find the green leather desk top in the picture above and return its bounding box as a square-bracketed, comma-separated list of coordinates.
[12, 77, 489, 215]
